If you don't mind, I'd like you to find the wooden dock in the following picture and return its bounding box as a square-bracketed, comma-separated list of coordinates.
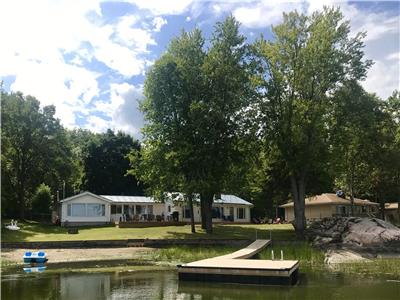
[177, 239, 299, 285]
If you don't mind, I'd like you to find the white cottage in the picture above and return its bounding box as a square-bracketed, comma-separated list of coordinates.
[60, 191, 253, 226]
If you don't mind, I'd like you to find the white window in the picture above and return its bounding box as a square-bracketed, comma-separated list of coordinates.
[71, 204, 86, 217]
[87, 204, 105, 217]
[237, 207, 246, 219]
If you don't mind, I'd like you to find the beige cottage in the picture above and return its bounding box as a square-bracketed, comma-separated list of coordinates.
[280, 193, 379, 222]
[385, 203, 399, 224]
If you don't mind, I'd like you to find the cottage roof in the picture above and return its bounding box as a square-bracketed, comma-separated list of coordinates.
[60, 191, 112, 203]
[279, 193, 379, 208]
[101, 195, 154, 203]
[385, 203, 399, 210]
[62, 192, 252, 206]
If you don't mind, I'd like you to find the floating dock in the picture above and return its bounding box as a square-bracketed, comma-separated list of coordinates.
[177, 239, 299, 285]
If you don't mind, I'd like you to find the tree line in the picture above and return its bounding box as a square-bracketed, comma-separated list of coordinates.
[1, 91, 143, 219]
[1, 8, 399, 238]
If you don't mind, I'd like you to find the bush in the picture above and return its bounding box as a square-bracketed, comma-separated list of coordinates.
[31, 183, 52, 215]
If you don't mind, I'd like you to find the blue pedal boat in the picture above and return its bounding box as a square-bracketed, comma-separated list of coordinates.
[23, 251, 48, 264]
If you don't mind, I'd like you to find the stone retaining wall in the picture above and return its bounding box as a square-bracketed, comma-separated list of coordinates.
[1, 239, 251, 249]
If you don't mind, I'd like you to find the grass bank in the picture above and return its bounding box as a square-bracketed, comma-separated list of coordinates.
[330, 259, 400, 279]
[1, 220, 294, 242]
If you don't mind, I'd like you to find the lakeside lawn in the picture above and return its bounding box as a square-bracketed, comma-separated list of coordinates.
[1, 220, 295, 242]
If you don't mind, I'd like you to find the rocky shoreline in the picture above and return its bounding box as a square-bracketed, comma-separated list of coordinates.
[306, 217, 400, 264]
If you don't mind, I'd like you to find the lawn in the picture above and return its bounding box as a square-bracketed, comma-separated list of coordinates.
[1, 220, 294, 242]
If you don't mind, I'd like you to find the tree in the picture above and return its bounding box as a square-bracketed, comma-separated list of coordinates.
[253, 7, 372, 237]
[82, 130, 143, 195]
[67, 129, 100, 194]
[32, 183, 52, 216]
[330, 82, 379, 215]
[135, 16, 252, 233]
[131, 28, 206, 233]
[1, 91, 74, 218]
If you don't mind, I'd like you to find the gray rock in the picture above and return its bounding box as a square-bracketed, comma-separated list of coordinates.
[306, 217, 400, 251]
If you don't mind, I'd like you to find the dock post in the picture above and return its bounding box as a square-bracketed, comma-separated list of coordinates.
[281, 250, 283, 260]
[271, 250, 274, 260]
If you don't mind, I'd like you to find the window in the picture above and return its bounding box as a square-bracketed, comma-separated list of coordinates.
[67, 204, 72, 216]
[87, 204, 105, 217]
[116, 205, 122, 214]
[71, 204, 86, 217]
[147, 205, 153, 214]
[111, 205, 116, 214]
[212, 207, 221, 218]
[168, 206, 171, 213]
[229, 207, 234, 216]
[237, 207, 245, 219]
[184, 207, 191, 218]
[136, 205, 142, 214]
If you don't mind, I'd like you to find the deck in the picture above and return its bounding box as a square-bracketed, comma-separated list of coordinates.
[177, 239, 299, 285]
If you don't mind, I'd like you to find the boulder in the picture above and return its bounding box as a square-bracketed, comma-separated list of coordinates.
[306, 217, 400, 251]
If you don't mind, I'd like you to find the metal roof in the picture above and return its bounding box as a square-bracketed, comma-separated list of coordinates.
[101, 194, 253, 206]
[100, 195, 155, 203]
[215, 194, 253, 206]
[61, 192, 253, 206]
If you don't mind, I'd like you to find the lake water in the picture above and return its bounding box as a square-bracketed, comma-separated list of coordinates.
[2, 267, 400, 300]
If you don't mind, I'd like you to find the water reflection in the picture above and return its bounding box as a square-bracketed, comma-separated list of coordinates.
[2, 269, 400, 300]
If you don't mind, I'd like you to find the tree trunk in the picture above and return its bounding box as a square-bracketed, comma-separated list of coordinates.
[290, 174, 306, 239]
[18, 188, 25, 220]
[188, 194, 196, 233]
[200, 200, 206, 229]
[349, 173, 354, 216]
[205, 200, 213, 234]
[200, 192, 214, 234]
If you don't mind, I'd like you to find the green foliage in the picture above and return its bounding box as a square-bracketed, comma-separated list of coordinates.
[82, 130, 143, 195]
[32, 184, 52, 215]
[1, 91, 73, 218]
[253, 7, 372, 234]
[133, 16, 252, 233]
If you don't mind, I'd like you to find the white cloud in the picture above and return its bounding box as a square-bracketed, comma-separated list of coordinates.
[0, 0, 158, 129]
[362, 58, 400, 99]
[125, 0, 193, 15]
[92, 83, 144, 136]
[153, 17, 168, 32]
[233, 0, 303, 28]
[84, 115, 111, 133]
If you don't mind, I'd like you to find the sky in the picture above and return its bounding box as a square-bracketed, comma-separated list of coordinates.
[1, 0, 399, 138]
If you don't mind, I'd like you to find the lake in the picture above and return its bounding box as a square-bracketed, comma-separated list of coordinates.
[2, 267, 399, 300]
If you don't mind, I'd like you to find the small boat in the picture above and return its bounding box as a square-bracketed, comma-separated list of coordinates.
[23, 251, 48, 264]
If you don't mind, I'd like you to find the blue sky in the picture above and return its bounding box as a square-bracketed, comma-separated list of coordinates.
[1, 0, 399, 138]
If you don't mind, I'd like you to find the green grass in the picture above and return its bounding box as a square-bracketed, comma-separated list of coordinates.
[1, 220, 294, 242]
[259, 242, 325, 266]
[330, 259, 400, 279]
[150, 245, 240, 264]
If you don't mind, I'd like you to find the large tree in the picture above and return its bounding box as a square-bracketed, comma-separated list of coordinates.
[253, 7, 372, 237]
[1, 91, 73, 218]
[135, 16, 251, 233]
[82, 129, 143, 195]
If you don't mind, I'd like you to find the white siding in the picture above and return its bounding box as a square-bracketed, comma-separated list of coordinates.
[182, 204, 251, 223]
[61, 194, 110, 224]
